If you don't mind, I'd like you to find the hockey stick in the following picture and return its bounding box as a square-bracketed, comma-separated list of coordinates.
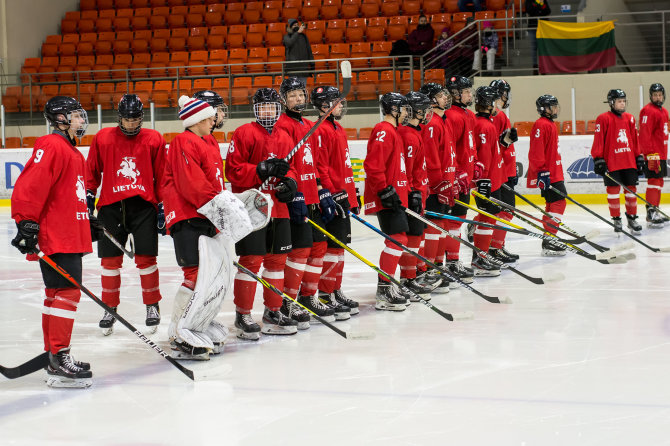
[0, 352, 49, 379]
[38, 253, 195, 381]
[102, 228, 135, 259]
[548, 186, 670, 253]
[406, 209, 562, 285]
[604, 172, 670, 220]
[306, 218, 473, 322]
[261, 61, 352, 190]
[349, 212, 511, 304]
[234, 262, 374, 340]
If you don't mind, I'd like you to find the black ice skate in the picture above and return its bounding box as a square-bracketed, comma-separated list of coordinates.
[541, 239, 567, 257]
[99, 307, 117, 336]
[501, 246, 520, 260]
[415, 269, 441, 291]
[297, 294, 336, 323]
[399, 278, 433, 302]
[318, 291, 351, 321]
[46, 348, 92, 388]
[170, 340, 210, 361]
[488, 248, 517, 264]
[261, 308, 298, 335]
[646, 206, 664, 229]
[333, 289, 359, 315]
[471, 253, 501, 276]
[145, 303, 160, 334]
[446, 260, 475, 284]
[280, 300, 310, 330]
[234, 312, 261, 341]
[626, 213, 642, 235]
[375, 281, 407, 311]
[612, 216, 623, 232]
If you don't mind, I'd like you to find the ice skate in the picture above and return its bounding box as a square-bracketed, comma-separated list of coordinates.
[488, 248, 517, 264]
[170, 340, 210, 361]
[46, 348, 92, 389]
[99, 307, 117, 336]
[261, 307, 298, 335]
[318, 291, 351, 321]
[541, 239, 567, 257]
[501, 246, 520, 260]
[375, 281, 407, 311]
[397, 278, 432, 302]
[646, 207, 664, 229]
[297, 294, 336, 323]
[332, 289, 359, 315]
[415, 269, 441, 290]
[280, 299, 311, 330]
[234, 312, 261, 341]
[471, 253, 502, 276]
[145, 303, 160, 334]
[626, 213, 642, 235]
[446, 260, 474, 284]
[612, 216, 623, 232]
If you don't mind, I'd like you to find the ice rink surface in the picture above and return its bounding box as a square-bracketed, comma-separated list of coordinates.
[1, 204, 670, 446]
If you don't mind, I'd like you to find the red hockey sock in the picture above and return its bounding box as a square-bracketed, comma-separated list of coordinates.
[233, 255, 262, 313]
[445, 219, 463, 261]
[417, 235, 427, 273]
[318, 247, 343, 294]
[435, 219, 449, 264]
[606, 185, 621, 217]
[261, 253, 287, 311]
[135, 254, 161, 305]
[423, 221, 441, 263]
[42, 289, 55, 352]
[399, 235, 421, 279]
[490, 211, 513, 249]
[379, 233, 407, 281]
[46, 288, 81, 354]
[181, 266, 198, 290]
[284, 247, 310, 298]
[646, 178, 663, 207]
[473, 214, 495, 252]
[543, 199, 566, 234]
[301, 241, 327, 296]
[624, 185, 638, 215]
[100, 255, 123, 307]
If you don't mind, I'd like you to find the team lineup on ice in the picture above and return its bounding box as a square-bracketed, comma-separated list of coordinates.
[3, 57, 670, 433]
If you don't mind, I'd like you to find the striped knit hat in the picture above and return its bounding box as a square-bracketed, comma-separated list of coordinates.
[178, 95, 216, 128]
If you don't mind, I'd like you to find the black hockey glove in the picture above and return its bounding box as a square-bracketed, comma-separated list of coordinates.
[537, 171, 550, 190]
[475, 178, 492, 198]
[508, 175, 519, 186]
[89, 214, 105, 242]
[319, 188, 337, 224]
[86, 189, 96, 216]
[157, 202, 166, 236]
[274, 177, 297, 203]
[593, 158, 607, 176]
[499, 128, 518, 148]
[408, 190, 422, 213]
[333, 190, 350, 216]
[377, 185, 401, 211]
[256, 157, 290, 181]
[287, 192, 308, 224]
[11, 220, 40, 254]
[636, 155, 645, 176]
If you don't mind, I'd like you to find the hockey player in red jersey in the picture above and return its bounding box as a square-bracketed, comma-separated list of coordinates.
[444, 76, 479, 280]
[11, 96, 99, 388]
[226, 88, 300, 339]
[310, 85, 360, 318]
[470, 86, 505, 276]
[527, 94, 567, 256]
[274, 77, 337, 325]
[86, 94, 165, 336]
[488, 79, 519, 263]
[396, 91, 438, 299]
[639, 83, 669, 227]
[591, 89, 643, 234]
[364, 92, 412, 311]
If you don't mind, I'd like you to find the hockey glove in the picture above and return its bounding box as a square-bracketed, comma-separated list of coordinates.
[647, 153, 662, 173]
[11, 220, 39, 255]
[256, 157, 290, 181]
[476, 178, 492, 198]
[86, 189, 96, 215]
[319, 188, 337, 224]
[473, 161, 485, 181]
[508, 175, 519, 186]
[351, 187, 362, 214]
[592, 158, 607, 176]
[274, 177, 297, 203]
[377, 185, 402, 211]
[287, 192, 308, 224]
[537, 171, 550, 190]
[408, 190, 423, 213]
[157, 202, 166, 236]
[499, 128, 518, 148]
[434, 180, 454, 206]
[636, 155, 645, 176]
[89, 214, 105, 242]
[333, 190, 350, 213]
[455, 170, 469, 195]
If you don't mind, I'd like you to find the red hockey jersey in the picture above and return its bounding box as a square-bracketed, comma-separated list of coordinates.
[86, 127, 166, 208]
[441, 114, 457, 184]
[527, 117, 563, 188]
[12, 132, 92, 255]
[474, 114, 505, 191]
[225, 122, 297, 218]
[161, 130, 225, 228]
[398, 124, 429, 204]
[492, 109, 517, 178]
[274, 113, 319, 205]
[313, 118, 358, 208]
[445, 105, 477, 180]
[363, 121, 409, 214]
[421, 113, 447, 190]
[590, 111, 639, 172]
[639, 103, 669, 159]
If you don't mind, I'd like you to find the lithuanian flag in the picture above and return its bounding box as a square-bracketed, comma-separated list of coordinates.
[537, 21, 616, 74]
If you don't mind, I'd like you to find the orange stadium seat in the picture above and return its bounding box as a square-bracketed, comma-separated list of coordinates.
[443, 0, 459, 12]
[262, 1, 281, 23]
[350, 42, 371, 68]
[325, 20, 346, 44]
[208, 49, 228, 75]
[586, 120, 597, 135]
[360, 2, 380, 17]
[343, 128, 358, 140]
[188, 50, 209, 76]
[228, 48, 248, 73]
[248, 47, 269, 70]
[355, 71, 378, 100]
[487, 0, 506, 10]
[4, 137, 22, 149]
[306, 24, 324, 44]
[190, 26, 208, 37]
[423, 0, 442, 14]
[358, 127, 373, 140]
[514, 121, 533, 137]
[224, 10, 242, 25]
[267, 46, 284, 72]
[371, 41, 392, 67]
[475, 10, 495, 21]
[329, 43, 351, 60]
[346, 18, 366, 42]
[231, 77, 252, 105]
[193, 78, 213, 92]
[21, 136, 39, 148]
[341, 1, 359, 19]
[320, 1, 339, 20]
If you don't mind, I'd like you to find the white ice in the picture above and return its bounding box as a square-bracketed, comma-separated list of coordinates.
[1, 204, 670, 446]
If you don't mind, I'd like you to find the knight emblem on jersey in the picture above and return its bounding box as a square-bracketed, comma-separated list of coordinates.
[117, 156, 140, 184]
[76, 175, 86, 202]
[303, 143, 314, 166]
[617, 129, 629, 145]
[344, 148, 352, 168]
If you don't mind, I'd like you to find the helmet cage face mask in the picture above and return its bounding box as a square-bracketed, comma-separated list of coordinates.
[118, 113, 143, 136]
[254, 101, 282, 129]
[400, 105, 412, 126]
[67, 109, 89, 138]
[415, 106, 433, 125]
[281, 88, 308, 113]
[214, 103, 229, 129]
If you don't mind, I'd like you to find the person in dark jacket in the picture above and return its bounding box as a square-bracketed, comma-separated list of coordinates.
[526, 0, 551, 68]
[408, 15, 435, 55]
[283, 18, 314, 82]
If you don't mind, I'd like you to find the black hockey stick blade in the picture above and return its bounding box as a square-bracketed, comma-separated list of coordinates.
[0, 352, 49, 379]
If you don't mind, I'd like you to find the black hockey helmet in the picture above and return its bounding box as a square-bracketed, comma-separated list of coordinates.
[311, 85, 346, 119]
[193, 90, 228, 129]
[536, 94, 559, 119]
[649, 83, 665, 106]
[489, 79, 511, 109]
[117, 94, 144, 136]
[405, 91, 433, 124]
[474, 86, 498, 113]
[380, 92, 411, 125]
[445, 75, 473, 106]
[607, 89, 627, 115]
[279, 77, 308, 112]
[44, 96, 89, 138]
[252, 87, 282, 130]
[419, 82, 451, 110]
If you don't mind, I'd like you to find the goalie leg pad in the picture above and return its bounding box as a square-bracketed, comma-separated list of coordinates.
[205, 320, 229, 354]
[168, 285, 194, 342]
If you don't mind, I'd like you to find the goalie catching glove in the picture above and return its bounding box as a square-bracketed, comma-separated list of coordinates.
[197, 189, 271, 243]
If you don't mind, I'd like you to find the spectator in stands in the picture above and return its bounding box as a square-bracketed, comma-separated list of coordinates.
[472, 21, 498, 72]
[283, 18, 314, 84]
[408, 15, 435, 55]
[458, 0, 484, 12]
[526, 0, 551, 69]
[434, 27, 455, 73]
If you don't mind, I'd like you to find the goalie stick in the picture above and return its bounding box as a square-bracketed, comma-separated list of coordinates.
[605, 172, 670, 221]
[0, 352, 49, 379]
[305, 217, 474, 322]
[349, 212, 511, 304]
